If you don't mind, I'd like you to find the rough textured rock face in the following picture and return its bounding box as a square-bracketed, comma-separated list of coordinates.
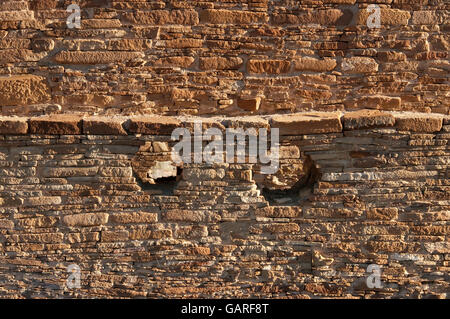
[0, 113, 448, 298]
[0, 1, 447, 116]
[0, 1, 448, 299]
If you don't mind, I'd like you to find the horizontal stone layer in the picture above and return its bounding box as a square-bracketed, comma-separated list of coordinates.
[0, 112, 446, 135]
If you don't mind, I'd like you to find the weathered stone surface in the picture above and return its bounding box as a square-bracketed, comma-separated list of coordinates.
[341, 57, 378, 74]
[367, 208, 398, 220]
[83, 117, 127, 135]
[271, 112, 343, 135]
[0, 117, 28, 134]
[412, 11, 437, 25]
[247, 59, 291, 74]
[154, 56, 195, 68]
[199, 57, 243, 70]
[0, 75, 50, 106]
[29, 115, 83, 134]
[63, 213, 109, 227]
[237, 97, 261, 112]
[128, 116, 181, 135]
[357, 96, 402, 110]
[343, 110, 395, 130]
[357, 8, 411, 26]
[110, 212, 157, 224]
[0, 1, 447, 300]
[200, 9, 268, 24]
[273, 9, 353, 26]
[294, 57, 337, 72]
[395, 113, 443, 132]
[53, 51, 144, 64]
[0, 10, 34, 21]
[122, 10, 199, 25]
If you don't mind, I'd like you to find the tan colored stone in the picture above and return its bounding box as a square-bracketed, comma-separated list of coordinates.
[273, 9, 353, 26]
[63, 213, 109, 227]
[367, 208, 398, 220]
[357, 96, 402, 110]
[123, 10, 198, 25]
[357, 8, 411, 26]
[0, 10, 34, 21]
[154, 56, 195, 68]
[110, 212, 158, 224]
[412, 11, 437, 25]
[83, 19, 122, 29]
[266, 223, 300, 233]
[294, 57, 337, 72]
[247, 59, 290, 74]
[199, 57, 243, 70]
[163, 39, 203, 48]
[341, 57, 378, 74]
[53, 51, 144, 64]
[23, 196, 61, 207]
[101, 230, 129, 242]
[0, 75, 50, 106]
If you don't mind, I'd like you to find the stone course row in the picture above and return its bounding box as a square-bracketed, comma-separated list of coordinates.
[0, 111, 447, 135]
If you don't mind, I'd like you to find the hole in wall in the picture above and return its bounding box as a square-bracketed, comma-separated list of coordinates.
[134, 166, 183, 196]
[260, 155, 321, 206]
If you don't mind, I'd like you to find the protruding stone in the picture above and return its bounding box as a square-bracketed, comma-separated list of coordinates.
[271, 112, 343, 135]
[237, 97, 261, 112]
[222, 116, 270, 130]
[83, 117, 127, 135]
[343, 110, 395, 130]
[128, 116, 181, 135]
[0, 117, 28, 134]
[29, 115, 83, 135]
[395, 113, 443, 133]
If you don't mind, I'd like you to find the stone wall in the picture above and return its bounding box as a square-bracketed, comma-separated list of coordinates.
[0, 1, 448, 116]
[0, 112, 448, 298]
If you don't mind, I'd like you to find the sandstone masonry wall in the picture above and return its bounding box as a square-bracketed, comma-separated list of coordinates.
[0, 112, 448, 298]
[0, 0, 448, 116]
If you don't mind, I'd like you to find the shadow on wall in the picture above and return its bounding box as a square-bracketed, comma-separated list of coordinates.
[259, 155, 321, 206]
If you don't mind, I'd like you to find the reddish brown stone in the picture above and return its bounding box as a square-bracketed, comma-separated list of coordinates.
[200, 9, 267, 24]
[128, 116, 181, 135]
[0, 117, 28, 134]
[29, 115, 83, 135]
[83, 117, 127, 135]
[237, 97, 261, 112]
[271, 112, 343, 135]
[343, 110, 395, 130]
